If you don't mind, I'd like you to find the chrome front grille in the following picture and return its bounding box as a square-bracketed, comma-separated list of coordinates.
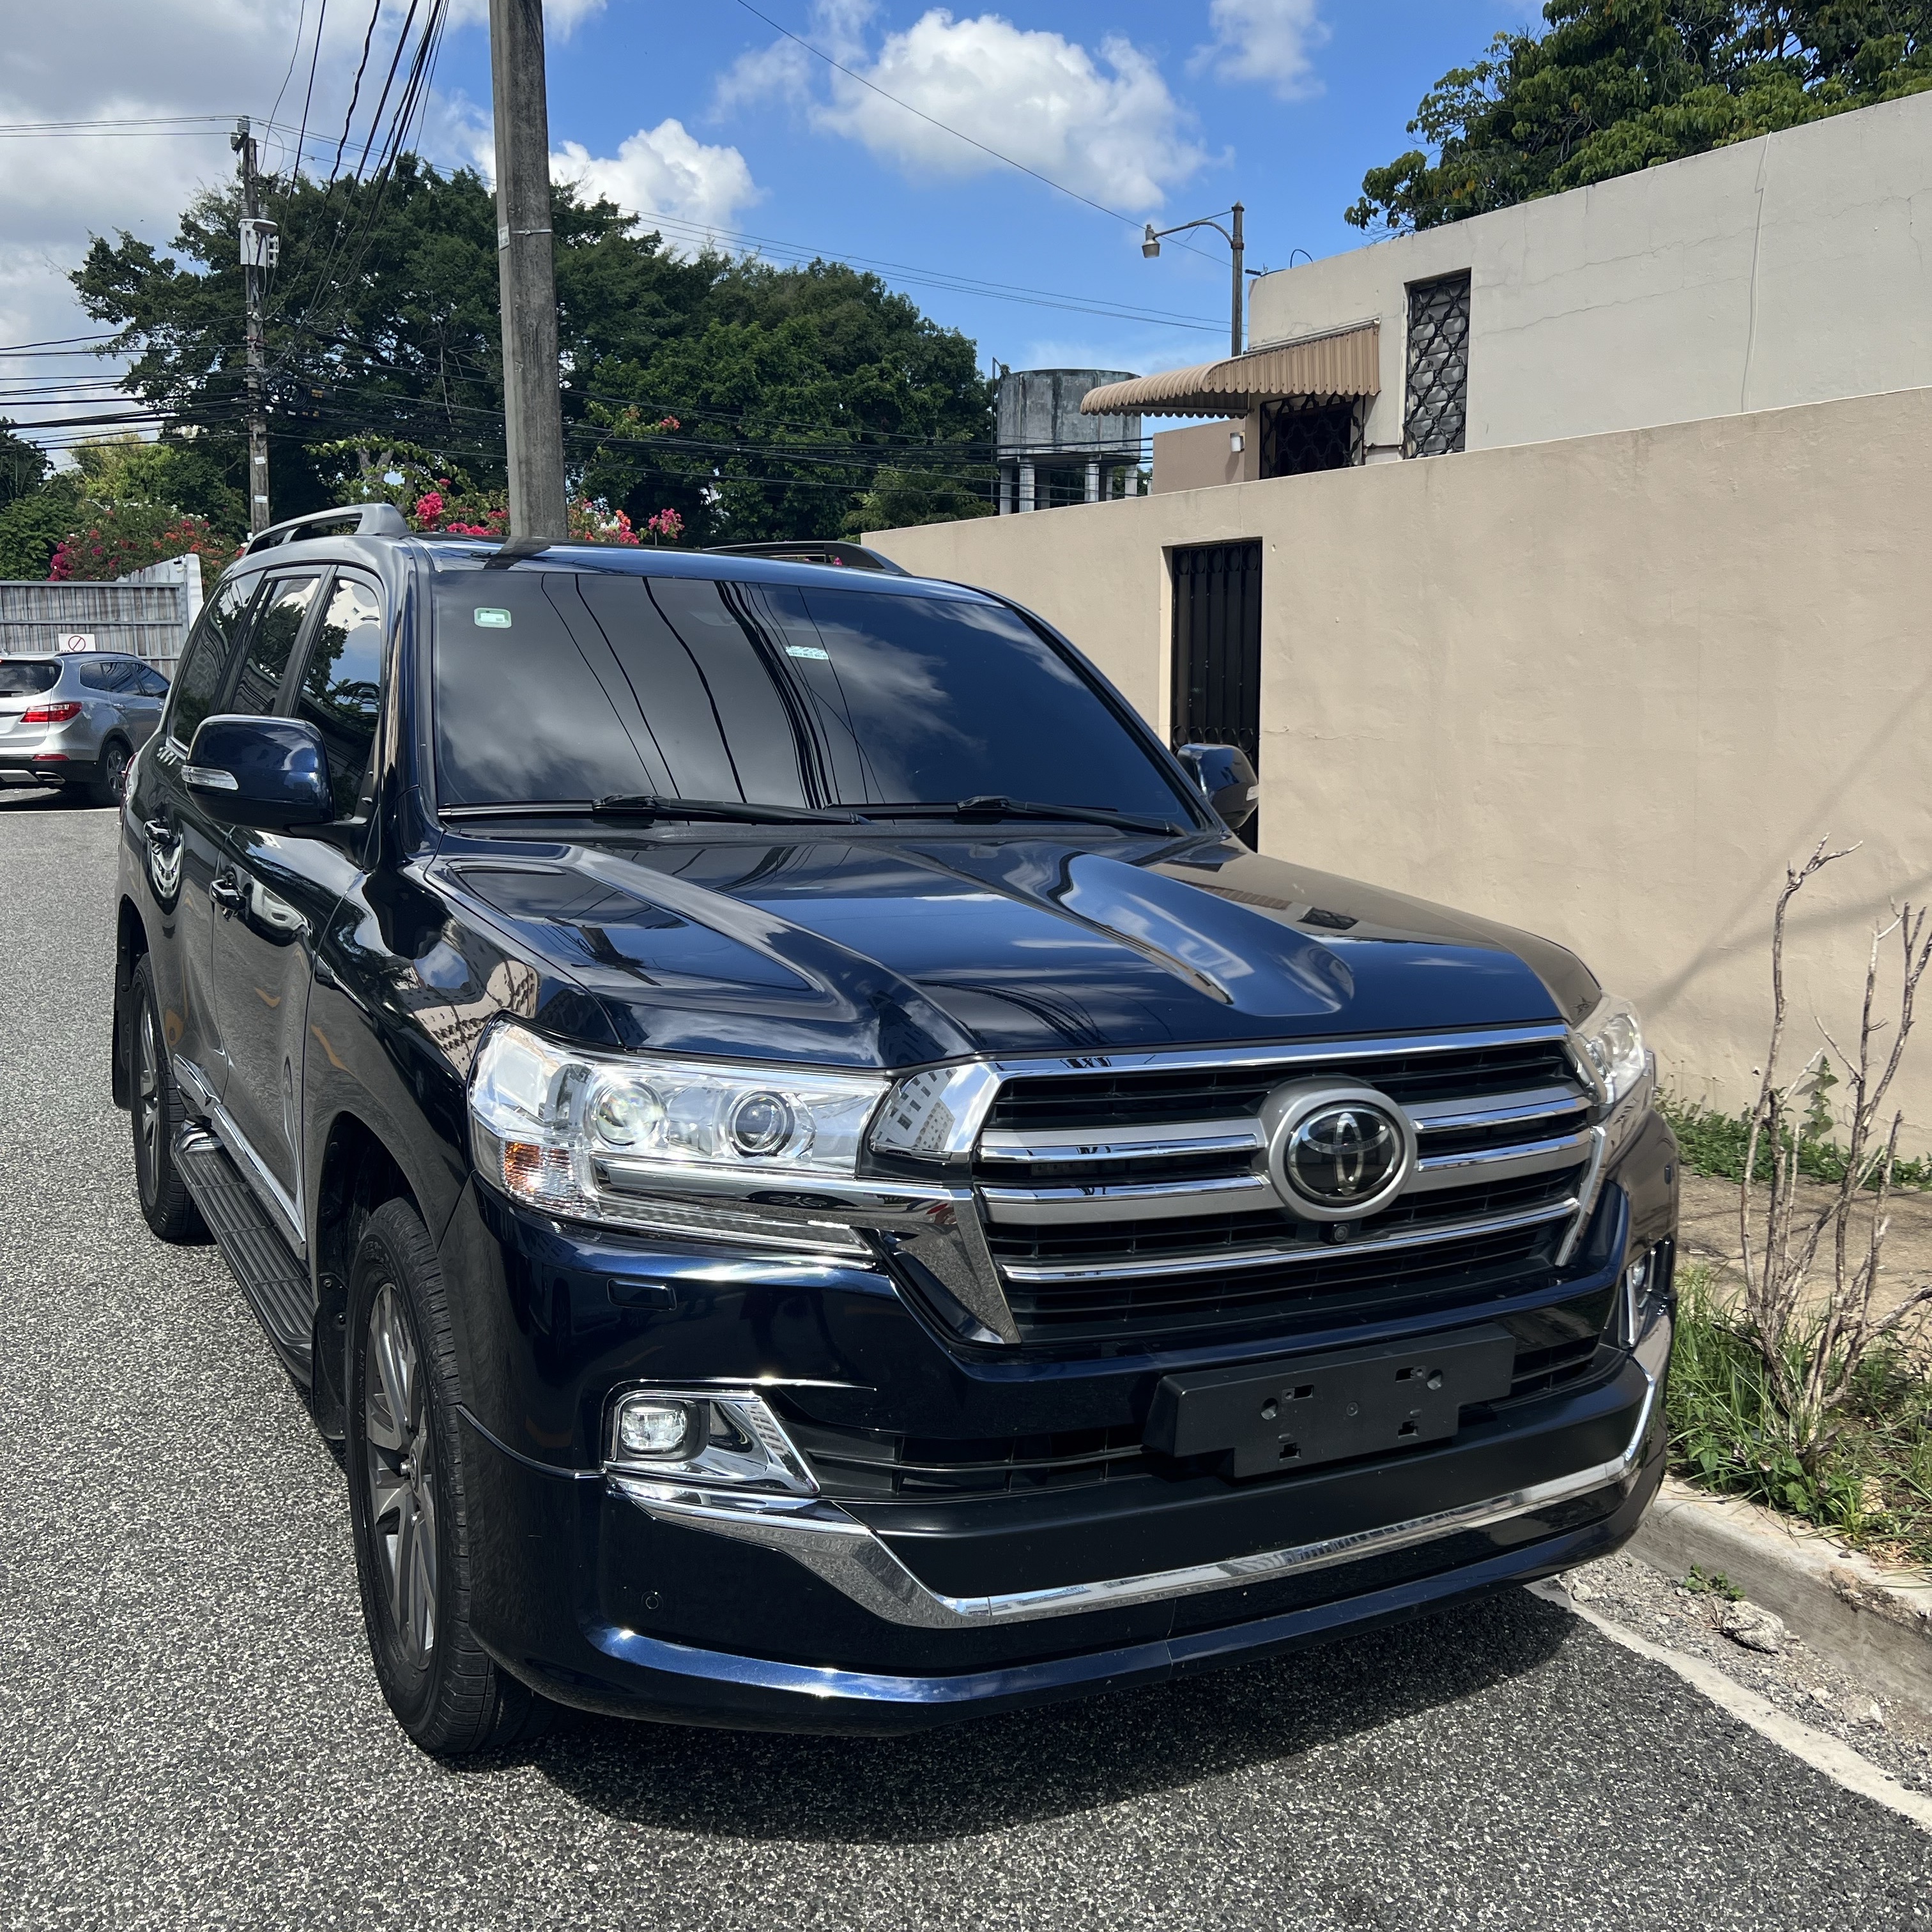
[964, 1027, 1597, 1342]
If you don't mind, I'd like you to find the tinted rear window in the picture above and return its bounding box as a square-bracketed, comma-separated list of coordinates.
[433, 572, 1186, 819]
[0, 661, 60, 696]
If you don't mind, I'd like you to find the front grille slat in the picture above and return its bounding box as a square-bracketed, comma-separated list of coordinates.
[969, 1028, 1599, 1346]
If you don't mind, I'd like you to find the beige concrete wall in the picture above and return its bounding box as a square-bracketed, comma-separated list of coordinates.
[1151, 417, 1255, 493]
[868, 385, 1932, 1135]
[1246, 90, 1932, 462]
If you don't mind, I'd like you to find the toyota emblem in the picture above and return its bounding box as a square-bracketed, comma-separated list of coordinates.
[1259, 1080, 1415, 1222]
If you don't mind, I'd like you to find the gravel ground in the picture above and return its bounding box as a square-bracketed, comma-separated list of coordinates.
[1558, 1551, 1932, 1794]
[4, 787, 1932, 1931]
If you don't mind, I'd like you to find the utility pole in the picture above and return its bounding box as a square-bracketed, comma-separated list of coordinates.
[233, 119, 273, 535]
[489, 0, 568, 540]
[1229, 201, 1245, 357]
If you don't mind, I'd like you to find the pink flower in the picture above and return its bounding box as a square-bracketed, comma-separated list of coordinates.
[414, 491, 445, 523]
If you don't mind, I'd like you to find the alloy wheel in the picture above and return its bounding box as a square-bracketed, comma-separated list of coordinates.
[363, 1284, 440, 1670]
[105, 742, 128, 798]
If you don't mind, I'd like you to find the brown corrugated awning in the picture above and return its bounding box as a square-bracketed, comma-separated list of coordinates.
[1080, 323, 1381, 418]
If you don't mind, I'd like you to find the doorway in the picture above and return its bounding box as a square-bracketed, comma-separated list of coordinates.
[1170, 540, 1262, 846]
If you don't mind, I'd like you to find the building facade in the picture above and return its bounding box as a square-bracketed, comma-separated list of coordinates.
[1110, 88, 1932, 491]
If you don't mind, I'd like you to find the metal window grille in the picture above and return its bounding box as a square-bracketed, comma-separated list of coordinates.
[1260, 396, 1364, 478]
[1404, 272, 1471, 459]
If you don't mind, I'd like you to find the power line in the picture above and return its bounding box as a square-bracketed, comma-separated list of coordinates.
[636, 210, 1224, 334]
[268, 0, 309, 130]
[293, 0, 329, 189]
[330, 0, 388, 184]
[730, 0, 1224, 267]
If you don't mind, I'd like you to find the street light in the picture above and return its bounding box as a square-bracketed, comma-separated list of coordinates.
[1142, 201, 1245, 357]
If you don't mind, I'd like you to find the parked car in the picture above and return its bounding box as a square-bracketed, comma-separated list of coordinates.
[112, 503, 1676, 1754]
[0, 652, 168, 802]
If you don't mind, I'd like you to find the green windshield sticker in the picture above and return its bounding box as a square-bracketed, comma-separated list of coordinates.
[785, 644, 829, 660]
[473, 607, 512, 628]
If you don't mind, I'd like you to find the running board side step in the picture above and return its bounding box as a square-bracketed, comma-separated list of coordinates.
[176, 1126, 314, 1376]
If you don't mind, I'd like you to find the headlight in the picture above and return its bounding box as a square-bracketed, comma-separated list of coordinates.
[468, 1020, 888, 1246]
[1572, 993, 1649, 1108]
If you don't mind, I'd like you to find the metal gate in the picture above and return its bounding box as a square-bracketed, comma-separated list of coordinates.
[1170, 539, 1262, 843]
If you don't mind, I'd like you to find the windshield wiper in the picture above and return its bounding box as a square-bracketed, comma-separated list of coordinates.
[870, 795, 1193, 836]
[440, 796, 866, 825]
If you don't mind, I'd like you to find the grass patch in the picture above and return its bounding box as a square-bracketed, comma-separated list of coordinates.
[1658, 1091, 1932, 1192]
[1666, 1262, 1932, 1566]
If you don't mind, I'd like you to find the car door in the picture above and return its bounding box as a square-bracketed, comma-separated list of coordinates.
[75, 654, 134, 745]
[124, 660, 169, 749]
[209, 568, 386, 1230]
[127, 575, 262, 1105]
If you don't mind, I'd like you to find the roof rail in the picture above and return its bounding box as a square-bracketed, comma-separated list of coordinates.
[706, 539, 909, 576]
[243, 502, 410, 555]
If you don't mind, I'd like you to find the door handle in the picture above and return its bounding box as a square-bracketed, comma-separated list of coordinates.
[142, 818, 180, 850]
[210, 872, 245, 914]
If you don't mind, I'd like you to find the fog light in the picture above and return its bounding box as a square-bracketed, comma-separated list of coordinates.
[617, 1395, 699, 1458]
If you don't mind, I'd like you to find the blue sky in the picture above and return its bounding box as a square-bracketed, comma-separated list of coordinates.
[1, 1, 1548, 446]
[457, 0, 1533, 378]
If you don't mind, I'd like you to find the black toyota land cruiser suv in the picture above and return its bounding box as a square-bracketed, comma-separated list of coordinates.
[113, 503, 1676, 1754]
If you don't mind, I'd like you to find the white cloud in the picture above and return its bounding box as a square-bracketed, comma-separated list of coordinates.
[719, 5, 1206, 215]
[1190, 0, 1330, 102]
[550, 121, 760, 234]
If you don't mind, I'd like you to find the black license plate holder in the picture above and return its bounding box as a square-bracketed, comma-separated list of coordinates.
[1144, 1324, 1517, 1480]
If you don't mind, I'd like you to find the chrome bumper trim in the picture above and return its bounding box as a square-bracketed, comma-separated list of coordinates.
[611, 1309, 1671, 1631]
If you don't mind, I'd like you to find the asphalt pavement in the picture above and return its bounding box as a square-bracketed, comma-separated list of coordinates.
[3, 788, 1929, 1932]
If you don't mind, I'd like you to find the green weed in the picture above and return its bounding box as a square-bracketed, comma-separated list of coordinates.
[1665, 1262, 1932, 1566]
[1658, 1091, 1932, 1192]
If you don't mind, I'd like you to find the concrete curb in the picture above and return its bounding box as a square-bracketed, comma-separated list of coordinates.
[1629, 1477, 1932, 1711]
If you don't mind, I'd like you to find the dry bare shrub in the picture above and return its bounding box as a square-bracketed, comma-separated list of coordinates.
[1737, 840, 1932, 1462]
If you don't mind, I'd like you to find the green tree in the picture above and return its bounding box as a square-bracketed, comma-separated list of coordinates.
[843, 465, 993, 536]
[1347, 1, 1932, 233]
[73, 161, 993, 544]
[0, 474, 82, 580]
[0, 420, 50, 507]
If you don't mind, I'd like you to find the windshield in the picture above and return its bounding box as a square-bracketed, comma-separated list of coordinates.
[0, 661, 61, 697]
[431, 572, 1193, 823]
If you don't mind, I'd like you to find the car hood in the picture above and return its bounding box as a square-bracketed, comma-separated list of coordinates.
[429, 829, 1598, 1069]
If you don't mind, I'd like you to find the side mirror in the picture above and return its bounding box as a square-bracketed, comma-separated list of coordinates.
[184, 715, 333, 830]
[1175, 742, 1259, 833]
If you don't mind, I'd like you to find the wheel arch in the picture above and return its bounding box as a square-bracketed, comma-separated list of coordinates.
[111, 896, 150, 1110]
[310, 1109, 425, 1439]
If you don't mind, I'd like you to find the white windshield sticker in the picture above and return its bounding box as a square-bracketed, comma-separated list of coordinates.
[473, 608, 512, 629]
[785, 644, 829, 660]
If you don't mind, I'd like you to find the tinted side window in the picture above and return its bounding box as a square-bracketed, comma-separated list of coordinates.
[293, 575, 384, 818]
[135, 666, 170, 698]
[78, 658, 135, 692]
[166, 579, 256, 748]
[228, 575, 319, 715]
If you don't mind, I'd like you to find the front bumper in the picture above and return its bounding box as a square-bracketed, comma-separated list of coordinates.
[459, 1307, 1671, 1733]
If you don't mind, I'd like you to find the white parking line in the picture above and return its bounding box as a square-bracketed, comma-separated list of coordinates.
[1528, 1578, 1932, 1832]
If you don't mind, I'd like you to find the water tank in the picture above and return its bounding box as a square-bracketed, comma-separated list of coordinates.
[993, 369, 1142, 510]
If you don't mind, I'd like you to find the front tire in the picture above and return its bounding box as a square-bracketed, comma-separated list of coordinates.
[346, 1199, 547, 1756]
[130, 954, 206, 1243]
